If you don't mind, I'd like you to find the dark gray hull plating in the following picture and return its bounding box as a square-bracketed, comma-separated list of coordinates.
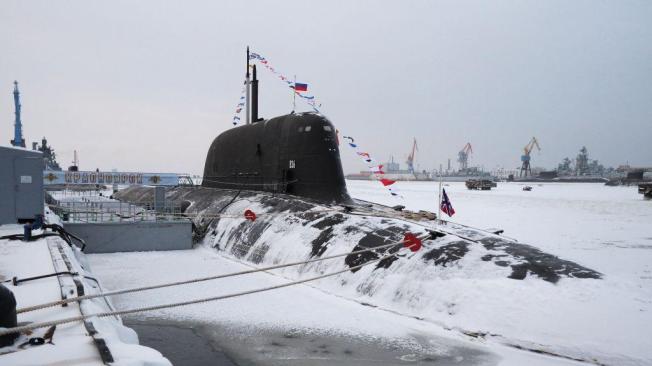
[202, 113, 351, 204]
[115, 186, 600, 284]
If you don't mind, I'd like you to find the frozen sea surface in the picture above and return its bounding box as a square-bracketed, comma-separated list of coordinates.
[88, 181, 652, 365]
[348, 181, 652, 272]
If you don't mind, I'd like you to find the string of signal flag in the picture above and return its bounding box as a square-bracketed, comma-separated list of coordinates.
[229, 49, 402, 198]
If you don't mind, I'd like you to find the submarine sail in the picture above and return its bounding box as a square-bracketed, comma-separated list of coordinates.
[202, 57, 351, 203]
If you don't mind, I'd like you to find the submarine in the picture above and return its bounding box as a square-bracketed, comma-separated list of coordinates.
[115, 51, 601, 310]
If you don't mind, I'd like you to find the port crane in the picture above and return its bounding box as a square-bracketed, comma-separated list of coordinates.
[458, 143, 473, 171]
[406, 138, 418, 174]
[520, 137, 541, 177]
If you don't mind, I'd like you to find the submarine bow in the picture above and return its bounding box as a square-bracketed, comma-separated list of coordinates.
[202, 113, 351, 204]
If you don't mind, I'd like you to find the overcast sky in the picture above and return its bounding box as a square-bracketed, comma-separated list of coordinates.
[1, 1, 651, 175]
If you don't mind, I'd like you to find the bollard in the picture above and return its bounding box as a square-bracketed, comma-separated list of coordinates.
[22, 224, 31, 241]
[0, 284, 18, 346]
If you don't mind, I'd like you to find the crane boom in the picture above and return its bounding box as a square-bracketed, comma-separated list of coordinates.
[458, 142, 473, 171]
[406, 138, 418, 174]
[524, 137, 541, 155]
[462, 142, 473, 154]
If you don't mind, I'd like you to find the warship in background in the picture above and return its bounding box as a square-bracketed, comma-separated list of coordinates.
[509, 171, 610, 183]
[510, 146, 638, 184]
[32, 137, 62, 171]
[346, 139, 434, 181]
[346, 155, 434, 181]
[345, 160, 495, 182]
[605, 165, 652, 186]
[346, 141, 493, 182]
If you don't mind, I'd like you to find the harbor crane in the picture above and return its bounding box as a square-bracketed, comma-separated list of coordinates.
[520, 137, 541, 177]
[406, 138, 418, 175]
[458, 143, 473, 171]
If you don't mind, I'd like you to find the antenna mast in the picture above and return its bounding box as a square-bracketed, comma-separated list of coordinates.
[245, 47, 251, 124]
[252, 64, 259, 122]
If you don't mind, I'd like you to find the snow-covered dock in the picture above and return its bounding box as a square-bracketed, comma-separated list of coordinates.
[0, 223, 170, 366]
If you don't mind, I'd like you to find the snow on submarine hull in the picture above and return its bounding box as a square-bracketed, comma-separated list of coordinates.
[114, 112, 601, 291]
[116, 183, 601, 284]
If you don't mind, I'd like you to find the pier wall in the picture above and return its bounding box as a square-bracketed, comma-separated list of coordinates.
[65, 221, 192, 253]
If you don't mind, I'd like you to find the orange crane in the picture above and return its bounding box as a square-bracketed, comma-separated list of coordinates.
[458, 143, 473, 171]
[520, 137, 541, 177]
[406, 138, 418, 174]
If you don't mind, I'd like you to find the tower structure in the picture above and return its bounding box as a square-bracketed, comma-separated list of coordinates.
[520, 137, 541, 177]
[458, 143, 473, 172]
[10, 81, 25, 148]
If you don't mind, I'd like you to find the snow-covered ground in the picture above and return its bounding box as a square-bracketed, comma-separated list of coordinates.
[87, 181, 652, 365]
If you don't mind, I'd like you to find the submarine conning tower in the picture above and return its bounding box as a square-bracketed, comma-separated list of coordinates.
[201, 113, 351, 203]
[202, 50, 350, 203]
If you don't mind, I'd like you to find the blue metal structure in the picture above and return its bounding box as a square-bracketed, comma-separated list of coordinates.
[43, 170, 181, 186]
[10, 81, 25, 148]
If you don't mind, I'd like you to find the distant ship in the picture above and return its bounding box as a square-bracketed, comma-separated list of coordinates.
[509, 170, 609, 183]
[32, 137, 62, 171]
[345, 155, 493, 182]
[346, 140, 435, 181]
[346, 167, 492, 183]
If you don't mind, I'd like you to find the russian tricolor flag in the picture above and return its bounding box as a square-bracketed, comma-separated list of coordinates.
[294, 82, 308, 92]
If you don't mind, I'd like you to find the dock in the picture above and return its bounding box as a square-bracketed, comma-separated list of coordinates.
[0, 224, 171, 365]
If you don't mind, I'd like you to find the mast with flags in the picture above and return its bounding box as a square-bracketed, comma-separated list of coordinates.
[245, 46, 251, 124]
[437, 168, 455, 222]
[440, 188, 455, 217]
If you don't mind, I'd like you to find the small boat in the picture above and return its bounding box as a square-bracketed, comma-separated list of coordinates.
[523, 186, 533, 191]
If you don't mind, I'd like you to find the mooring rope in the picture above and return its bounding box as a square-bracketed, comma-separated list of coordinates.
[15, 234, 429, 314]
[0, 235, 427, 336]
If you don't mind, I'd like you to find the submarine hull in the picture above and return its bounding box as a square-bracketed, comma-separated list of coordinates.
[115, 185, 601, 284]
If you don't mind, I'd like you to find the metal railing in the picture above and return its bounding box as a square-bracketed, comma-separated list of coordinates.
[48, 192, 185, 223]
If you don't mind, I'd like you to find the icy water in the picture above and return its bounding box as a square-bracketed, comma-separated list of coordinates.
[125, 320, 237, 366]
[126, 318, 490, 366]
